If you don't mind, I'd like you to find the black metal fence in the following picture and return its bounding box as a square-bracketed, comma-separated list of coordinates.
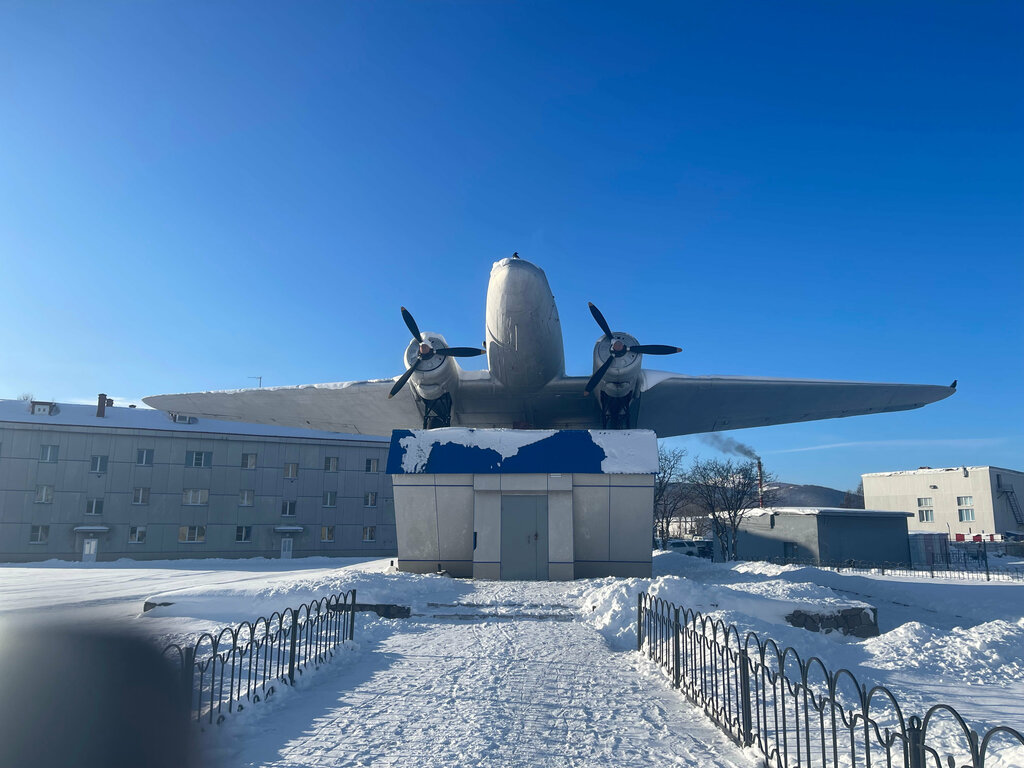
[162, 588, 357, 726]
[764, 555, 1024, 583]
[638, 592, 1024, 767]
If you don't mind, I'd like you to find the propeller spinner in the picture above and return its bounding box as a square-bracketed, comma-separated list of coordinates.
[583, 302, 681, 396]
[388, 307, 485, 399]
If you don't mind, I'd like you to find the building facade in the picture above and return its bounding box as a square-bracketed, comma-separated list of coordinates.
[0, 398, 396, 562]
[862, 466, 1024, 538]
[720, 507, 913, 566]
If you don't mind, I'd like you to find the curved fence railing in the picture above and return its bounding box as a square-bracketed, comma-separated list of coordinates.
[762, 556, 1024, 583]
[638, 592, 1024, 767]
[162, 588, 357, 726]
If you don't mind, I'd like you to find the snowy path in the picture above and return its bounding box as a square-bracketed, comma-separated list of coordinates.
[224, 584, 755, 768]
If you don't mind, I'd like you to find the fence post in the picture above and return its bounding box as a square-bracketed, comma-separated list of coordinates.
[983, 541, 990, 582]
[287, 612, 298, 685]
[906, 716, 925, 768]
[637, 593, 644, 653]
[181, 646, 195, 723]
[349, 589, 357, 641]
[673, 607, 681, 688]
[738, 647, 753, 747]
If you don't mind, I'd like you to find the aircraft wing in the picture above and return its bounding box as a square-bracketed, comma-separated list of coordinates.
[634, 371, 957, 438]
[142, 380, 422, 435]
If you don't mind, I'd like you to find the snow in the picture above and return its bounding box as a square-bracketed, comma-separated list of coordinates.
[743, 505, 912, 518]
[0, 399, 389, 442]
[1, 554, 1022, 766]
[397, 428, 558, 472]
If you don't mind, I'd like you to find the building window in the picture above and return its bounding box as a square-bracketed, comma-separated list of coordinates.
[918, 509, 934, 523]
[39, 444, 59, 462]
[85, 498, 104, 516]
[128, 526, 146, 544]
[362, 526, 376, 542]
[916, 497, 933, 508]
[137, 449, 154, 466]
[182, 488, 209, 505]
[185, 451, 212, 468]
[365, 458, 378, 473]
[236, 526, 252, 543]
[322, 491, 337, 507]
[281, 500, 297, 517]
[284, 462, 298, 479]
[321, 525, 335, 543]
[35, 485, 54, 504]
[173, 413, 196, 424]
[178, 525, 206, 543]
[364, 491, 377, 507]
[29, 525, 49, 544]
[239, 489, 254, 506]
[133, 487, 150, 505]
[957, 496, 974, 507]
[90, 455, 109, 473]
[241, 453, 257, 469]
[958, 507, 976, 522]
[324, 456, 338, 472]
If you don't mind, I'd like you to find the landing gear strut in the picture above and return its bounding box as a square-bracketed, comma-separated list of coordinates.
[599, 392, 633, 430]
[423, 393, 452, 429]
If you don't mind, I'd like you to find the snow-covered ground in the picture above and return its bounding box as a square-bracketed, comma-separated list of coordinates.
[1, 553, 1021, 766]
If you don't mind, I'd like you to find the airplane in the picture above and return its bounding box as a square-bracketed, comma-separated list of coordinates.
[143, 255, 956, 437]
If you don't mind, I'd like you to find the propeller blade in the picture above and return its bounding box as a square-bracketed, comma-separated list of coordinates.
[628, 344, 682, 355]
[584, 355, 615, 396]
[435, 347, 486, 358]
[400, 306, 423, 342]
[387, 358, 422, 399]
[588, 302, 613, 339]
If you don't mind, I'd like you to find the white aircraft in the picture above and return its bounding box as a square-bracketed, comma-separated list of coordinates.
[144, 255, 956, 436]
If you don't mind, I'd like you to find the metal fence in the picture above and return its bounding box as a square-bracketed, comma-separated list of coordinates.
[162, 588, 357, 726]
[764, 555, 1024, 583]
[638, 592, 1024, 767]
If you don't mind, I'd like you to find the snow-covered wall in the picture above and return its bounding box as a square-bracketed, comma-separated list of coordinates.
[386, 428, 658, 475]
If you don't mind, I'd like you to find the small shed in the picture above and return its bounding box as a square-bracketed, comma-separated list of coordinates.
[386, 428, 658, 580]
[720, 507, 913, 566]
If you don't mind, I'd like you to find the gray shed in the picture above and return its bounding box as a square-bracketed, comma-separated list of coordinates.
[718, 507, 913, 566]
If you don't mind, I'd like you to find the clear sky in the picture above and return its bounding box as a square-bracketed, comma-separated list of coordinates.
[1, 1, 1021, 490]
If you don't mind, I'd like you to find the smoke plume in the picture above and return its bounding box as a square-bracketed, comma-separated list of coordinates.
[699, 433, 759, 460]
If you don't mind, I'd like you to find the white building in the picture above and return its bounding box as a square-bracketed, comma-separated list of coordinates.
[862, 466, 1024, 539]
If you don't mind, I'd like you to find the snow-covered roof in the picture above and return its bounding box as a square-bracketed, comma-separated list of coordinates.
[0, 399, 387, 443]
[387, 428, 659, 474]
[862, 466, 1018, 477]
[745, 506, 913, 518]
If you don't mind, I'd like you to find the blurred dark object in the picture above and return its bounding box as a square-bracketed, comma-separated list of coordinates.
[0, 627, 200, 768]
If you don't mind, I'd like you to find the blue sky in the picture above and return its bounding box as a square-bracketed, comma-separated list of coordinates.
[1, 1, 1021, 490]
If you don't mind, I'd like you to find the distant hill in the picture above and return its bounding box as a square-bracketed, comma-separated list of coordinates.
[770, 482, 863, 508]
[669, 481, 864, 513]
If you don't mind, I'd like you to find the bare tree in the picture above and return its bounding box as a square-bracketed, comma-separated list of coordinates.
[653, 446, 687, 547]
[839, 479, 865, 509]
[684, 456, 778, 561]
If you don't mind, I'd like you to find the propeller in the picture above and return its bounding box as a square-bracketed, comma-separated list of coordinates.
[583, 302, 681, 396]
[388, 307, 485, 399]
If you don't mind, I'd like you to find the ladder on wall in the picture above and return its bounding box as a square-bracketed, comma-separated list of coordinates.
[1004, 487, 1024, 526]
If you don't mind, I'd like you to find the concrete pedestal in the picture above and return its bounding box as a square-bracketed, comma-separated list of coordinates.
[387, 429, 657, 580]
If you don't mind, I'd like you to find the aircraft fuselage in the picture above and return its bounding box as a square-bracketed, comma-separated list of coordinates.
[485, 257, 565, 392]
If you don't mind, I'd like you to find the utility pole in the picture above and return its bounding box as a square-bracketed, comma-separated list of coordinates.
[249, 376, 263, 388]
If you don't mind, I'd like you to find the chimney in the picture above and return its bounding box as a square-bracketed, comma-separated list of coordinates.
[757, 457, 764, 508]
[97, 393, 107, 418]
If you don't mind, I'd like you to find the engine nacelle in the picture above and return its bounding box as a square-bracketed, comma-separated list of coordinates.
[403, 333, 460, 401]
[592, 332, 643, 399]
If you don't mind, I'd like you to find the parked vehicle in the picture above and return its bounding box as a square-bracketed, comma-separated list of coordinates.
[667, 539, 712, 558]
